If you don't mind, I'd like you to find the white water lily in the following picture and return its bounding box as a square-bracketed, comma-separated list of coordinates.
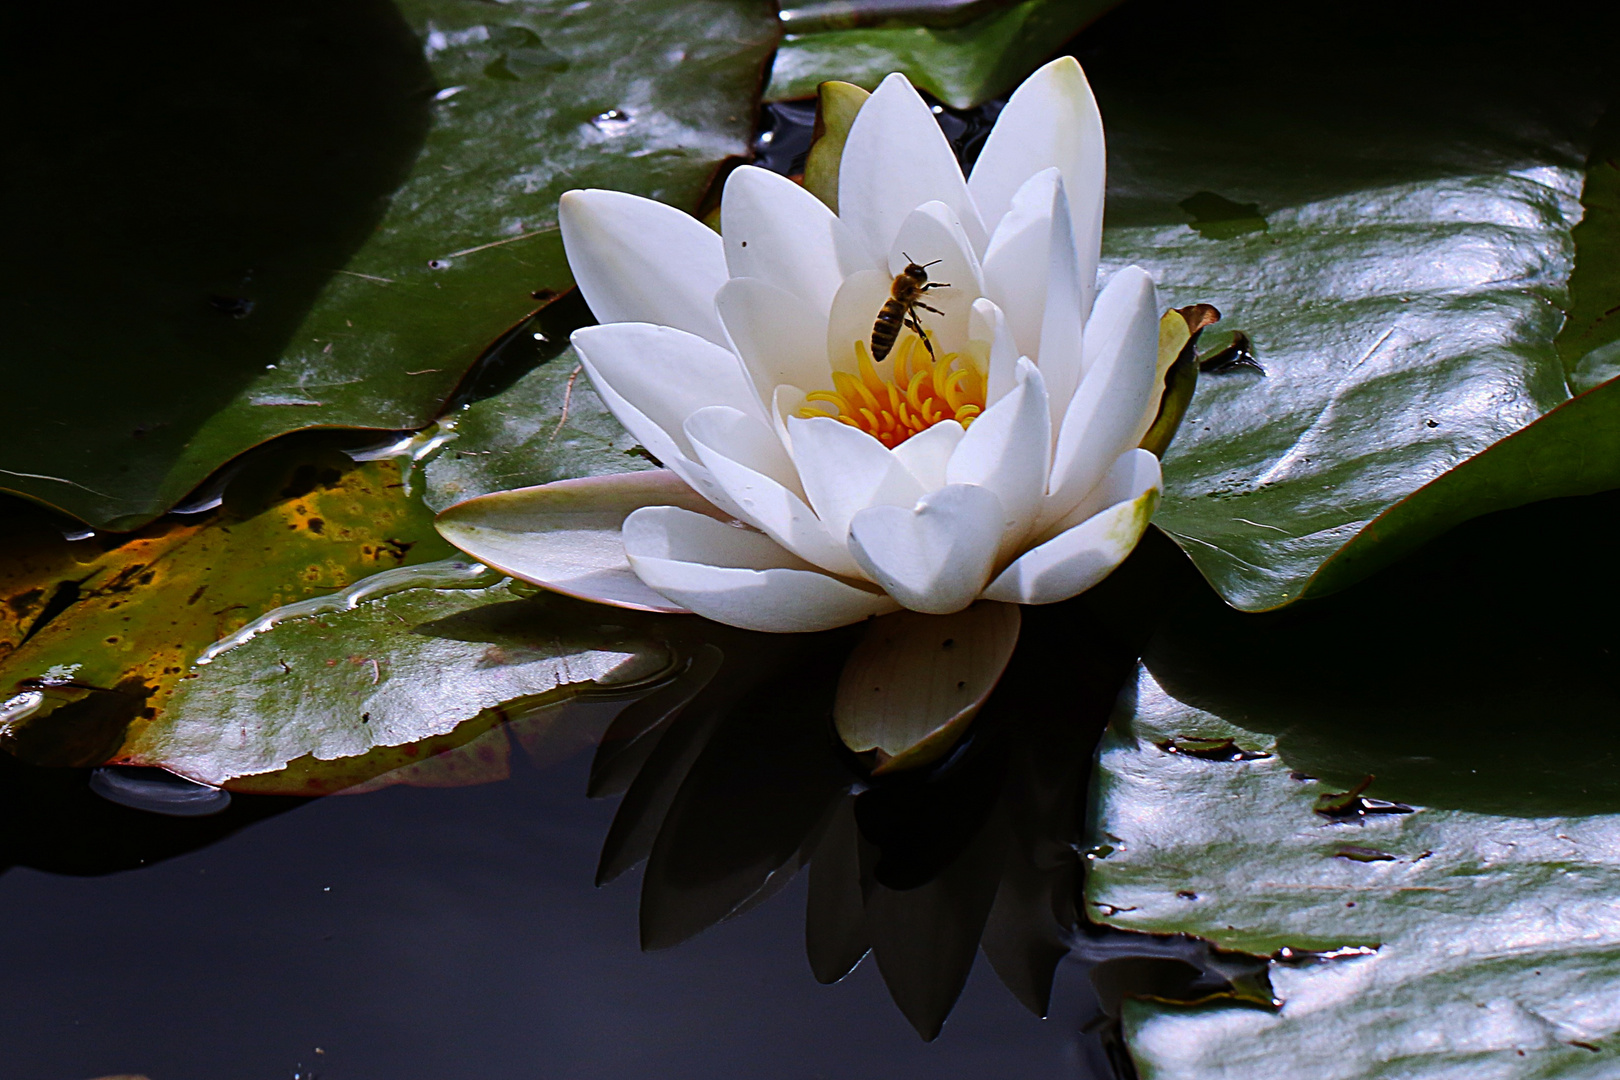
[441, 57, 1169, 634]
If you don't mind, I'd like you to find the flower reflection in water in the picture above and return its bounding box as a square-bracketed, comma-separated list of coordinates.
[589, 593, 1274, 1044]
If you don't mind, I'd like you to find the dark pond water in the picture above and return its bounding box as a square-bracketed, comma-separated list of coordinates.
[0, 748, 1106, 1079]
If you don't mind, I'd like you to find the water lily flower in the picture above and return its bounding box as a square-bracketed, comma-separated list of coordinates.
[439, 57, 1168, 634]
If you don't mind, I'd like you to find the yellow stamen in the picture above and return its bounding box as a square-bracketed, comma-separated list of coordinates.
[796, 328, 987, 449]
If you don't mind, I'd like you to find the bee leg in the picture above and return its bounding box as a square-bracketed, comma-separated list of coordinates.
[920, 282, 951, 291]
[906, 311, 937, 360]
[913, 301, 946, 316]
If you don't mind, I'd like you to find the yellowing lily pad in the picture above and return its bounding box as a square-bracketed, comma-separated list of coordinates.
[0, 443, 456, 769]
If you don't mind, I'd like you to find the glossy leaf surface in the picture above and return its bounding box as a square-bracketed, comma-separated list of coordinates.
[2, 0, 773, 530]
[1082, 488, 1620, 1077]
[424, 342, 657, 514]
[767, 0, 1119, 108]
[150, 582, 677, 788]
[0, 443, 455, 770]
[1092, 0, 1620, 609]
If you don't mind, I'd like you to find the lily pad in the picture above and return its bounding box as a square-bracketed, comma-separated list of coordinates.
[424, 342, 658, 514]
[0, 441, 456, 769]
[768, 0, 1120, 108]
[1093, 672, 1620, 1076]
[3, 0, 775, 531]
[1091, 0, 1620, 610]
[1083, 486, 1620, 1077]
[146, 579, 679, 789]
[1561, 105, 1620, 393]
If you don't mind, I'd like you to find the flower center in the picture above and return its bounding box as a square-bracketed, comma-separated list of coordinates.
[797, 332, 985, 449]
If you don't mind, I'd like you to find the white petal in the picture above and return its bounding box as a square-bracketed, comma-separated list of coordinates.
[572, 323, 765, 461]
[983, 460, 1160, 605]
[892, 418, 963, 492]
[1044, 267, 1161, 525]
[1036, 176, 1086, 428]
[838, 73, 987, 264]
[559, 189, 729, 345]
[573, 366, 742, 521]
[981, 168, 1059, 362]
[771, 382, 809, 456]
[684, 405, 801, 493]
[834, 601, 1021, 773]
[685, 407, 865, 578]
[788, 415, 925, 546]
[945, 358, 1051, 554]
[1040, 448, 1162, 540]
[847, 483, 1006, 614]
[1083, 265, 1167, 445]
[435, 471, 718, 613]
[721, 165, 870, 317]
[886, 201, 985, 357]
[967, 56, 1104, 316]
[826, 269, 895, 372]
[572, 322, 763, 519]
[716, 277, 829, 411]
[624, 506, 898, 632]
[970, 297, 1020, 406]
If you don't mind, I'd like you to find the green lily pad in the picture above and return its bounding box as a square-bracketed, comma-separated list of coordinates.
[1093, 0, 1620, 610]
[144, 578, 679, 789]
[1561, 106, 1620, 393]
[424, 343, 657, 514]
[1083, 487, 1620, 1077]
[767, 0, 1120, 108]
[1095, 676, 1620, 1075]
[3, 0, 775, 531]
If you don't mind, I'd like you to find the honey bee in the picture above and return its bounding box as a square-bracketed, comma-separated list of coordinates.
[872, 254, 949, 362]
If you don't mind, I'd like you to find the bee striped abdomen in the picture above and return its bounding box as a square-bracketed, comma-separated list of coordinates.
[870, 299, 907, 361]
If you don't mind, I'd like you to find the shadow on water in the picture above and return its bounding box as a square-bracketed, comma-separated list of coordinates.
[0, 0, 433, 521]
[1097, 489, 1620, 818]
[591, 598, 1272, 1050]
[0, 751, 299, 878]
